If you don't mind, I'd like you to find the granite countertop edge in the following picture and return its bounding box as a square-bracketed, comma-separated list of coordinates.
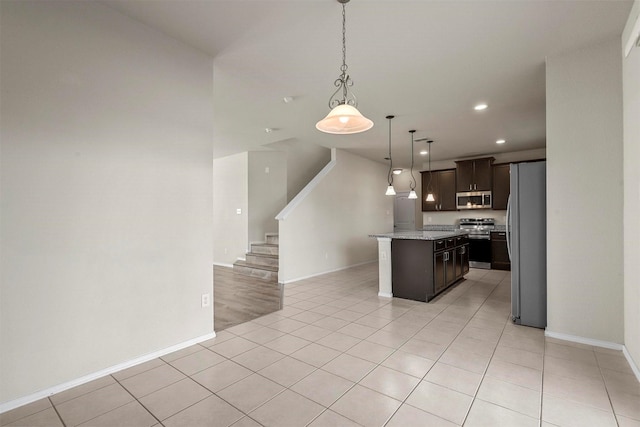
[369, 230, 469, 241]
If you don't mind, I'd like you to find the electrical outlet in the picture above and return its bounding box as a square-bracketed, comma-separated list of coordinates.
[265, 167, 270, 174]
[201, 293, 211, 308]
[380, 251, 387, 260]
[236, 208, 242, 215]
[427, 216, 432, 223]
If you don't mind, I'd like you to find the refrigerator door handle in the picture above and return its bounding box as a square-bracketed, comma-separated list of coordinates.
[506, 194, 512, 261]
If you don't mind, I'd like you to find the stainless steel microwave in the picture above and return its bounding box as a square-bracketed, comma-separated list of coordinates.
[456, 191, 492, 209]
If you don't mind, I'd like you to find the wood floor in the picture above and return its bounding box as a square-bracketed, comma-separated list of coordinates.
[213, 265, 282, 331]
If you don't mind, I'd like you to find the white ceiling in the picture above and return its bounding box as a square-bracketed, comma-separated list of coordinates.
[104, 0, 632, 168]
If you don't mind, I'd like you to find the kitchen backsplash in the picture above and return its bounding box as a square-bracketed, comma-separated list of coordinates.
[422, 210, 508, 227]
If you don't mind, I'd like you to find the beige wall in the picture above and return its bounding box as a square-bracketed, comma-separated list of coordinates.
[622, 0, 640, 371]
[248, 151, 287, 243]
[0, 1, 214, 405]
[265, 139, 331, 202]
[278, 149, 393, 283]
[546, 39, 624, 344]
[213, 153, 248, 266]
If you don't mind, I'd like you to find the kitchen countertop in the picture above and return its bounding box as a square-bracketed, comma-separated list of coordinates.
[369, 230, 469, 241]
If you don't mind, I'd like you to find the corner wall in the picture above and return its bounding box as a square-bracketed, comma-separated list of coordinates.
[622, 0, 640, 372]
[546, 38, 624, 344]
[0, 1, 214, 405]
[278, 149, 393, 283]
[213, 153, 249, 266]
[248, 151, 287, 243]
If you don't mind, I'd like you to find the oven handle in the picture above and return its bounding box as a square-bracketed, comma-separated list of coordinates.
[467, 235, 491, 240]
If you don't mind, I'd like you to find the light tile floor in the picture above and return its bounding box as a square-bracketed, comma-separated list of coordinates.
[2, 265, 639, 426]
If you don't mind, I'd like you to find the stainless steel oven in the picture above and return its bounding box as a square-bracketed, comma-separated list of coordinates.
[459, 218, 495, 269]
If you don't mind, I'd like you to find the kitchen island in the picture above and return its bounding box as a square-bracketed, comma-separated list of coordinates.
[370, 230, 469, 302]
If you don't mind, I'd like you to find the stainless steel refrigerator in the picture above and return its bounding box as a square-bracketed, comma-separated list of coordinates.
[507, 161, 546, 328]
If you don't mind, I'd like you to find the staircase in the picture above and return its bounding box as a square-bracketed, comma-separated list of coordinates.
[233, 233, 279, 281]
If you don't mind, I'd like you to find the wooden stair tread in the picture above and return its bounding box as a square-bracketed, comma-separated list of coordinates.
[233, 260, 278, 272]
[247, 252, 278, 259]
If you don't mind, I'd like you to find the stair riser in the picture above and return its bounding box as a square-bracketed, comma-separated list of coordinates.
[233, 265, 278, 281]
[266, 235, 279, 245]
[251, 245, 278, 256]
[246, 254, 279, 267]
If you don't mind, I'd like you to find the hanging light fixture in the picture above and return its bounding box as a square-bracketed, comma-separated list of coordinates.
[316, 0, 373, 134]
[385, 115, 396, 196]
[426, 140, 435, 202]
[408, 130, 418, 199]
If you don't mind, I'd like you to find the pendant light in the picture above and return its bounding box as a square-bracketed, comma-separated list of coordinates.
[316, 0, 373, 134]
[408, 130, 418, 199]
[426, 140, 435, 202]
[385, 115, 396, 196]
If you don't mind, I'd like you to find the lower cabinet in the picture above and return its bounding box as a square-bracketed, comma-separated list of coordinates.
[455, 244, 470, 277]
[490, 231, 511, 270]
[392, 236, 469, 302]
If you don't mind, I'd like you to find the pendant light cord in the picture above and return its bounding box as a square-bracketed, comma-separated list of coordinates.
[387, 116, 394, 186]
[341, 2, 347, 73]
[428, 141, 433, 193]
[409, 131, 416, 191]
[339, 2, 350, 102]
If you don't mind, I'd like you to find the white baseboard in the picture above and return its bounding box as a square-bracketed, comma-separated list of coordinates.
[213, 262, 234, 268]
[544, 330, 624, 350]
[623, 346, 640, 383]
[0, 332, 216, 414]
[280, 260, 376, 285]
[378, 292, 393, 298]
[545, 329, 640, 383]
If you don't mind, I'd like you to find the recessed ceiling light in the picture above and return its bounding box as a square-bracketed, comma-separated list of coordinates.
[265, 128, 273, 133]
[420, 150, 428, 155]
[496, 139, 506, 144]
[474, 103, 488, 111]
[392, 168, 403, 175]
[283, 96, 294, 103]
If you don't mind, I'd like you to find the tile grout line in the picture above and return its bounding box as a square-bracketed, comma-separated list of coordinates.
[108, 374, 164, 427]
[47, 397, 67, 427]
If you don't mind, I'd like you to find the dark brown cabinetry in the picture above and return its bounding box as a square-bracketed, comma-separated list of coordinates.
[392, 235, 469, 302]
[455, 157, 494, 192]
[421, 169, 456, 212]
[490, 231, 511, 270]
[492, 163, 511, 210]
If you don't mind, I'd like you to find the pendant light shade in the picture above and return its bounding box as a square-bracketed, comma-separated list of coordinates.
[385, 115, 396, 196]
[408, 190, 418, 199]
[316, 0, 373, 135]
[426, 193, 435, 202]
[316, 104, 374, 134]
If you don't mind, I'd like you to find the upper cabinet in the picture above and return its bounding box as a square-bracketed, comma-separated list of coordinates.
[455, 157, 494, 192]
[421, 169, 457, 212]
[492, 163, 510, 210]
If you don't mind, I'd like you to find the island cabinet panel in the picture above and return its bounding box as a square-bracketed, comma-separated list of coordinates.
[391, 239, 435, 302]
[421, 169, 456, 212]
[492, 163, 511, 210]
[455, 157, 494, 192]
[392, 235, 469, 302]
[455, 243, 470, 277]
